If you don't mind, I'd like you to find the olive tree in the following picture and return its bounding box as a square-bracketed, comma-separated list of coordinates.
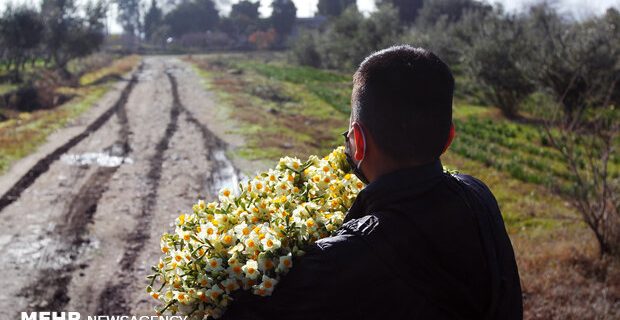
[461, 9, 535, 118]
[526, 7, 620, 257]
[41, 0, 107, 78]
[0, 5, 44, 82]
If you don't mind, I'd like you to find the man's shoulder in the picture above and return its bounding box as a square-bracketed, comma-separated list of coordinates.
[450, 172, 496, 197]
[313, 216, 376, 253]
[311, 214, 395, 263]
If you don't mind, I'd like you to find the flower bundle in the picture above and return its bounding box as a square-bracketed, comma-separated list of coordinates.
[147, 147, 364, 319]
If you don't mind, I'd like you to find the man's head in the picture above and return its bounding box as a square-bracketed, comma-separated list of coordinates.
[344, 45, 454, 183]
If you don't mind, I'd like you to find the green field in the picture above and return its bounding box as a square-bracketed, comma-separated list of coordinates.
[188, 53, 619, 317]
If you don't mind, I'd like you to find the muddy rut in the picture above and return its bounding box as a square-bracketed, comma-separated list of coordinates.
[0, 57, 243, 317]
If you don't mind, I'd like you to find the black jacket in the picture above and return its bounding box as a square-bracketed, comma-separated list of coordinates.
[221, 160, 523, 320]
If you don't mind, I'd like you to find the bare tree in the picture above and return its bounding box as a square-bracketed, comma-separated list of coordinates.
[542, 101, 619, 257]
[535, 8, 620, 257]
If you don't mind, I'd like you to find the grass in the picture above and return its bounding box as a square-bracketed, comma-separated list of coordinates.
[186, 54, 348, 162]
[188, 52, 619, 319]
[0, 55, 141, 175]
[0, 83, 17, 95]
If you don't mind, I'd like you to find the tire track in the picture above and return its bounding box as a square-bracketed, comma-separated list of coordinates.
[173, 73, 241, 199]
[95, 67, 241, 315]
[96, 69, 181, 315]
[0, 65, 142, 213]
[18, 66, 140, 313]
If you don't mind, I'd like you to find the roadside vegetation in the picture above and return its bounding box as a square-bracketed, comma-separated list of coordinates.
[189, 53, 619, 319]
[0, 55, 140, 175]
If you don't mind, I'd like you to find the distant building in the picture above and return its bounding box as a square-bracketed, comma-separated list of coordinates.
[289, 15, 328, 40]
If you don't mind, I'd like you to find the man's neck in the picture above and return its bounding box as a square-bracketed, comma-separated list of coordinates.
[364, 155, 434, 183]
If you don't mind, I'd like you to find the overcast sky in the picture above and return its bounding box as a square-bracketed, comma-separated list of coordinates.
[1, 0, 618, 34]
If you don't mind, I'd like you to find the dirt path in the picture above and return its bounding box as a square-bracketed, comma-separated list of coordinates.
[0, 56, 248, 317]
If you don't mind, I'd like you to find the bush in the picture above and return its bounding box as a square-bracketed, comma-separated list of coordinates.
[14, 82, 40, 111]
[290, 4, 401, 71]
[289, 30, 322, 68]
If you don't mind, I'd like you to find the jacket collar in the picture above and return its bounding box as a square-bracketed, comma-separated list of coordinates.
[344, 159, 445, 223]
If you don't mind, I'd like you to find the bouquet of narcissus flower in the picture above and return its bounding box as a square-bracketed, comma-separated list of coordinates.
[147, 147, 364, 319]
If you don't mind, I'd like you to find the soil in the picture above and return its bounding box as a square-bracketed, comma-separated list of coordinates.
[0, 57, 254, 317]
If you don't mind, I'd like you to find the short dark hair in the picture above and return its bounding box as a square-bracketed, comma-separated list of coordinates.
[352, 45, 454, 164]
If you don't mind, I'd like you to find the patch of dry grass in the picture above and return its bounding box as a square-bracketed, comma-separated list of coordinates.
[515, 228, 620, 319]
[0, 55, 141, 175]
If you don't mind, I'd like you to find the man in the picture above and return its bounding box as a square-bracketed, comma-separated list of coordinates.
[221, 45, 523, 319]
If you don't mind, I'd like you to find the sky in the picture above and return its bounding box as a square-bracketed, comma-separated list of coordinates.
[1, 0, 619, 34]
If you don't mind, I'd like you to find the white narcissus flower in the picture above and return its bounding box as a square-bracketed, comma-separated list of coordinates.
[242, 259, 260, 280]
[214, 213, 231, 227]
[277, 254, 293, 273]
[199, 221, 219, 241]
[220, 231, 236, 247]
[254, 275, 278, 296]
[219, 187, 233, 199]
[221, 278, 240, 293]
[171, 250, 187, 265]
[174, 291, 191, 305]
[226, 261, 244, 279]
[206, 257, 224, 272]
[233, 221, 251, 238]
[206, 285, 224, 301]
[257, 254, 276, 272]
[243, 235, 261, 255]
[148, 147, 370, 318]
[260, 233, 281, 252]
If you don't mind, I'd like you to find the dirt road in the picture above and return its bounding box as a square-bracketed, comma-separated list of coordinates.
[0, 56, 250, 318]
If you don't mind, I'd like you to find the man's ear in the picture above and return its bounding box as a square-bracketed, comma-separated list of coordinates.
[442, 122, 456, 154]
[352, 122, 365, 161]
